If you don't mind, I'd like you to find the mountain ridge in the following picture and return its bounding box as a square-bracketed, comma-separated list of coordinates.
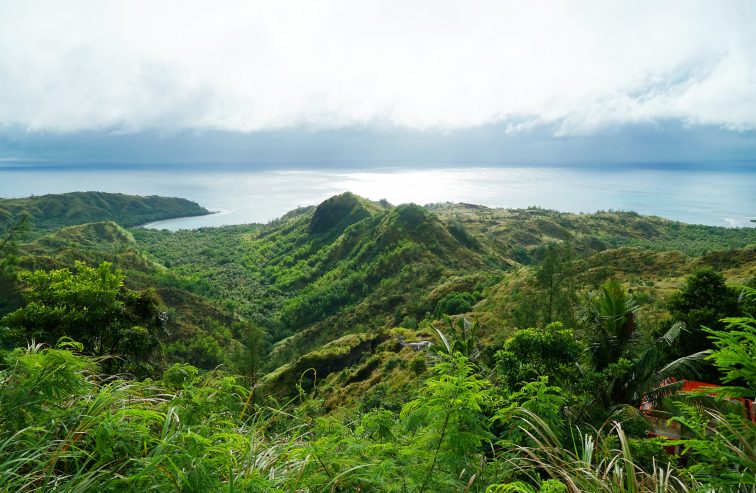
[2, 191, 754, 393]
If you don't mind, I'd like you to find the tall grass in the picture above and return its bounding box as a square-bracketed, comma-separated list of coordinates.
[0, 345, 312, 492]
[490, 410, 698, 493]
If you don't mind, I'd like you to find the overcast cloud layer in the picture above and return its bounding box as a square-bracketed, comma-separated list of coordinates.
[1, 0, 755, 136]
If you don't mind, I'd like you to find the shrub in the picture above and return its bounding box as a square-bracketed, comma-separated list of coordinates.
[410, 354, 427, 375]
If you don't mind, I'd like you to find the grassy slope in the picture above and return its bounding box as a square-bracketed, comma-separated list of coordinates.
[427, 203, 756, 258]
[3, 220, 235, 367]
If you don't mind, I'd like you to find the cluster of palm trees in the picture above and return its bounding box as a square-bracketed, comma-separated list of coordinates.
[581, 279, 707, 411]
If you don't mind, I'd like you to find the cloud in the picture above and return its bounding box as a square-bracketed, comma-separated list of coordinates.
[0, 0, 755, 134]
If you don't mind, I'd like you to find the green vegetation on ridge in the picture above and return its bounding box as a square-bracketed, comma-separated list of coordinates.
[1, 191, 756, 491]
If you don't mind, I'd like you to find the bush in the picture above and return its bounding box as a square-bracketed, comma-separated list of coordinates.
[409, 354, 427, 375]
[162, 362, 199, 389]
[435, 291, 476, 316]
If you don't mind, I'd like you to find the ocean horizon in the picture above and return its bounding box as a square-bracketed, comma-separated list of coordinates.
[3, 163, 755, 230]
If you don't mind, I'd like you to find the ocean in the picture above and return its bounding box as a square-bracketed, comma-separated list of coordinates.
[1, 163, 754, 230]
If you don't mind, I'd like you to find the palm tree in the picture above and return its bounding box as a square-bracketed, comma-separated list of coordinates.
[581, 279, 704, 410]
[583, 279, 638, 373]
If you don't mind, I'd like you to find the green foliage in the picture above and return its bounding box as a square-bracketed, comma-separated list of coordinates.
[625, 436, 673, 472]
[588, 318, 701, 409]
[400, 314, 419, 329]
[435, 291, 477, 316]
[701, 287, 756, 400]
[535, 241, 576, 325]
[1, 261, 162, 375]
[495, 322, 584, 389]
[648, 268, 745, 385]
[498, 413, 695, 492]
[307, 191, 380, 235]
[0, 339, 94, 430]
[162, 362, 200, 389]
[3, 192, 756, 491]
[493, 377, 569, 445]
[666, 401, 756, 490]
[432, 316, 482, 364]
[0, 343, 306, 492]
[402, 352, 494, 491]
[583, 279, 639, 372]
[603, 223, 756, 256]
[487, 479, 567, 493]
[134, 194, 486, 366]
[539, 479, 568, 493]
[230, 320, 269, 387]
[409, 353, 427, 375]
[126, 194, 756, 391]
[165, 327, 227, 369]
[0, 214, 28, 315]
[667, 267, 740, 359]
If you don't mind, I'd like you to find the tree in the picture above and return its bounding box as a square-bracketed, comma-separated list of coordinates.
[1, 261, 163, 375]
[435, 291, 476, 317]
[401, 352, 493, 492]
[583, 279, 639, 372]
[495, 322, 584, 389]
[0, 214, 28, 258]
[666, 267, 740, 357]
[535, 241, 576, 325]
[704, 285, 756, 397]
[0, 214, 28, 315]
[231, 320, 268, 388]
[664, 292, 756, 490]
[581, 280, 702, 409]
[432, 316, 482, 365]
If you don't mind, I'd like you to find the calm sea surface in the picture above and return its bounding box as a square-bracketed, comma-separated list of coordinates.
[1, 164, 754, 230]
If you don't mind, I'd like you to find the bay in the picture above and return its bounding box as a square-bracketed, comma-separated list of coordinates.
[1, 164, 754, 230]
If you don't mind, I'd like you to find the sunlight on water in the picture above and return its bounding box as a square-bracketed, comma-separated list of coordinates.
[2, 166, 754, 230]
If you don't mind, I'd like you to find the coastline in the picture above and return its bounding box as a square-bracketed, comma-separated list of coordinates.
[140, 209, 231, 230]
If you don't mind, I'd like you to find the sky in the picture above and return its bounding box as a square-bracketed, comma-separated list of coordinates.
[0, 0, 755, 166]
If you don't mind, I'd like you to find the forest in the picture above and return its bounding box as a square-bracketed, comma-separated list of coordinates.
[0, 191, 755, 492]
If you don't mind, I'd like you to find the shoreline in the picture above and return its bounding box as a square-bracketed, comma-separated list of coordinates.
[140, 209, 230, 230]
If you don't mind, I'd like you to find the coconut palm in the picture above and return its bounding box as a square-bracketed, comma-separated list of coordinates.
[583, 279, 639, 373]
[581, 280, 705, 410]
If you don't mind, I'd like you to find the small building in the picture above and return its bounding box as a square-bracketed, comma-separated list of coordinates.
[640, 379, 755, 452]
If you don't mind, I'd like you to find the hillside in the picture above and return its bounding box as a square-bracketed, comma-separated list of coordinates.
[3, 192, 755, 378]
[426, 202, 756, 258]
[126, 193, 756, 397]
[133, 193, 496, 367]
[2, 191, 756, 492]
[5, 192, 754, 377]
[0, 191, 210, 236]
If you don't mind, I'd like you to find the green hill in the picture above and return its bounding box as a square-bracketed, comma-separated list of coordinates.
[127, 194, 755, 395]
[0, 191, 210, 235]
[426, 202, 756, 258]
[3, 191, 755, 391]
[133, 195, 496, 367]
[2, 191, 755, 492]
